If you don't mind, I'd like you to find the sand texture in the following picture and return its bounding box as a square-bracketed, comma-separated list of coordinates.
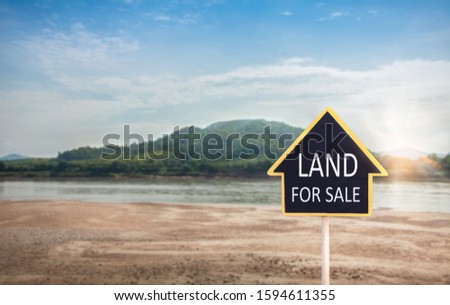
[0, 200, 449, 284]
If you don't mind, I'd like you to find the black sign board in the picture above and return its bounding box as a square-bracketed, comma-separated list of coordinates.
[268, 108, 388, 216]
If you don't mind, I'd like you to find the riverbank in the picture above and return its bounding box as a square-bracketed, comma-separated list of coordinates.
[0, 199, 449, 284]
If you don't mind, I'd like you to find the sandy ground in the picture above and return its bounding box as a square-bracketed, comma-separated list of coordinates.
[0, 199, 449, 285]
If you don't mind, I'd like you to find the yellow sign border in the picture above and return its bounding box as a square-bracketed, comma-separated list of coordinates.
[267, 107, 388, 217]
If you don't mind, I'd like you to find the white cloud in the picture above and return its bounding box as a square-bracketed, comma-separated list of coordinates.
[331, 11, 345, 17]
[19, 23, 139, 79]
[106, 58, 449, 152]
[281, 57, 314, 65]
[151, 14, 172, 22]
[0, 89, 125, 156]
[2, 44, 450, 155]
[318, 11, 348, 21]
[281, 11, 292, 16]
[147, 12, 199, 24]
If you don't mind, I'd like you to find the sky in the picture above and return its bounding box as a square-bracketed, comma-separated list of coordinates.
[0, 0, 449, 157]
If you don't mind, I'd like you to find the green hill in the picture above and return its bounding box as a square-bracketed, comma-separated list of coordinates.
[0, 119, 303, 178]
[1, 119, 449, 179]
[59, 119, 303, 162]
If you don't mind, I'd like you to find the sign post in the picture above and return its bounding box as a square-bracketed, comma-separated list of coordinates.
[267, 107, 388, 284]
[321, 216, 329, 285]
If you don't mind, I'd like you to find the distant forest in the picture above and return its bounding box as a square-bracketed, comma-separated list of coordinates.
[0, 119, 449, 180]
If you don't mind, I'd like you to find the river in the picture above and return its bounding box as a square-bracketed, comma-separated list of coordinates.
[0, 178, 449, 213]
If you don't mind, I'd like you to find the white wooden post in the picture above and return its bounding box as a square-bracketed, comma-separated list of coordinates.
[321, 216, 330, 285]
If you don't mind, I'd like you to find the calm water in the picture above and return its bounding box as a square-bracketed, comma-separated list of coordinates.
[0, 178, 449, 213]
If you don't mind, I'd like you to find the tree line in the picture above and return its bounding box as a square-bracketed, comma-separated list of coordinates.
[0, 119, 448, 180]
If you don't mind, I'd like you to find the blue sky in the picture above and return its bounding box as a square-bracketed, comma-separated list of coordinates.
[0, 0, 449, 157]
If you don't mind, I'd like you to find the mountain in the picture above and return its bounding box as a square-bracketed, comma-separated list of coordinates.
[378, 148, 430, 160]
[3, 120, 449, 180]
[202, 119, 302, 136]
[0, 153, 29, 161]
[155, 119, 303, 160]
[56, 119, 304, 163]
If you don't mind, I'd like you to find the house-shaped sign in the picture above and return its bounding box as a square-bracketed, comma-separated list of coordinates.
[268, 107, 388, 216]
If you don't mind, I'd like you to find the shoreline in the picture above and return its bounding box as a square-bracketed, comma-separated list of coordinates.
[0, 198, 449, 216]
[0, 199, 449, 284]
